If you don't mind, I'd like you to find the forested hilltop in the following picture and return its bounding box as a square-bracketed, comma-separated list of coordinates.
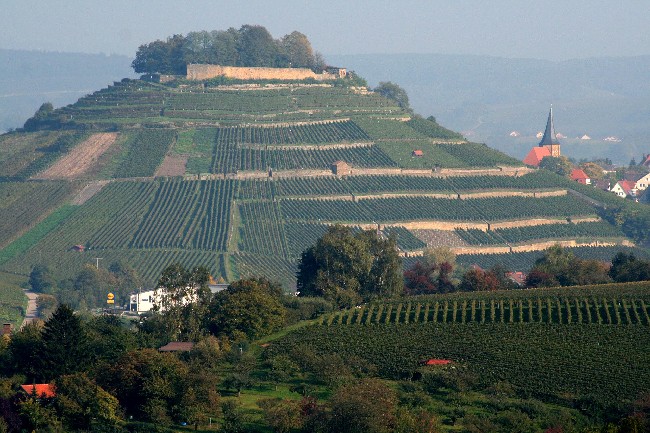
[132, 25, 325, 75]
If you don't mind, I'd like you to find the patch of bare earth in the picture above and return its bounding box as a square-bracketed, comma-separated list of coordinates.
[71, 180, 110, 205]
[34, 133, 118, 179]
[155, 154, 188, 177]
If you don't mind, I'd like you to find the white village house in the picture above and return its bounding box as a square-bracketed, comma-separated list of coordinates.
[634, 172, 650, 191]
[128, 283, 229, 314]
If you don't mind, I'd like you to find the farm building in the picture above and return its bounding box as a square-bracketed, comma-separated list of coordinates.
[159, 341, 195, 352]
[331, 160, 351, 175]
[412, 150, 424, 157]
[422, 359, 452, 366]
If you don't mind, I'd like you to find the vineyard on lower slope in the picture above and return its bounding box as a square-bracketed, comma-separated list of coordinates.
[267, 284, 650, 406]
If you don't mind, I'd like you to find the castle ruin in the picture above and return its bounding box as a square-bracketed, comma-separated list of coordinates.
[186, 64, 346, 81]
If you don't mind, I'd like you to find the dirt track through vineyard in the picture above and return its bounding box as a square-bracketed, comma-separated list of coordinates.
[35, 132, 118, 179]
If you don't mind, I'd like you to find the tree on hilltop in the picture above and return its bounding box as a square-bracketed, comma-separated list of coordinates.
[374, 81, 411, 112]
[132, 25, 323, 74]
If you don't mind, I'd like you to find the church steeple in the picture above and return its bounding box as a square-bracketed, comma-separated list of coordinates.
[538, 106, 560, 146]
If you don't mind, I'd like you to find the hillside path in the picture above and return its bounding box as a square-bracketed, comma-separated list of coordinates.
[20, 290, 38, 330]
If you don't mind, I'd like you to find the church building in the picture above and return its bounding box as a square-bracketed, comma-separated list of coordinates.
[523, 107, 561, 166]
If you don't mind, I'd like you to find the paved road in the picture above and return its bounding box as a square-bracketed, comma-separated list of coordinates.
[20, 290, 38, 329]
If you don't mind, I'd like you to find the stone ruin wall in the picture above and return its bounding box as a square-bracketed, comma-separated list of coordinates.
[186, 64, 339, 81]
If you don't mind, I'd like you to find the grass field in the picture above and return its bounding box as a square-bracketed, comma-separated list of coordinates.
[0, 272, 27, 327]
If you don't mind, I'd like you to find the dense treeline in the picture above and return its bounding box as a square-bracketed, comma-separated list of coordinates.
[132, 25, 325, 75]
[403, 244, 650, 295]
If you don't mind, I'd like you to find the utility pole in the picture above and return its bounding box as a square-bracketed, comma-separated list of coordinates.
[93, 257, 103, 269]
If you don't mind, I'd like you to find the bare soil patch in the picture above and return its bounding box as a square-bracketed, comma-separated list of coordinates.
[35, 133, 118, 179]
[156, 154, 188, 177]
[71, 180, 110, 205]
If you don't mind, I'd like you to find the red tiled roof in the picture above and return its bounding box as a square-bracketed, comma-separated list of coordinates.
[617, 180, 637, 195]
[424, 359, 452, 366]
[570, 168, 589, 181]
[523, 146, 551, 166]
[159, 342, 195, 352]
[412, 150, 424, 156]
[21, 384, 55, 398]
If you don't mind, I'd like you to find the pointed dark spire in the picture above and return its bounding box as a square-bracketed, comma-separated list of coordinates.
[538, 106, 560, 146]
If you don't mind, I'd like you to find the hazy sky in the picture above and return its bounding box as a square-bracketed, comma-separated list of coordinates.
[2, 0, 649, 60]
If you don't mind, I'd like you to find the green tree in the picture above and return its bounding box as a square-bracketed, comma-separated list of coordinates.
[211, 28, 240, 65]
[258, 398, 304, 433]
[108, 260, 141, 305]
[223, 349, 256, 396]
[539, 156, 573, 176]
[19, 397, 63, 433]
[581, 162, 605, 180]
[297, 226, 403, 308]
[155, 264, 212, 341]
[280, 31, 315, 68]
[29, 265, 56, 294]
[609, 252, 650, 282]
[374, 81, 411, 111]
[325, 378, 398, 433]
[40, 304, 88, 380]
[209, 277, 286, 340]
[7, 322, 43, 380]
[23, 102, 55, 131]
[528, 244, 611, 287]
[266, 354, 300, 389]
[53, 372, 122, 431]
[237, 25, 278, 67]
[183, 30, 215, 64]
[99, 348, 188, 422]
[85, 314, 138, 365]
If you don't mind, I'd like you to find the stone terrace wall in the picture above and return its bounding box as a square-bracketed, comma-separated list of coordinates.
[187, 64, 337, 81]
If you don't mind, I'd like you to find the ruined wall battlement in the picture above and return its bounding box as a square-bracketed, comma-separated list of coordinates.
[186, 64, 342, 81]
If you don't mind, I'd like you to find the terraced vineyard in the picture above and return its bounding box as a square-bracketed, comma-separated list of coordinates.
[0, 74, 646, 290]
[456, 221, 626, 245]
[279, 195, 595, 223]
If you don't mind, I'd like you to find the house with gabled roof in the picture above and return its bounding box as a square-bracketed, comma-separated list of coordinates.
[635, 172, 650, 191]
[611, 180, 638, 198]
[570, 168, 590, 185]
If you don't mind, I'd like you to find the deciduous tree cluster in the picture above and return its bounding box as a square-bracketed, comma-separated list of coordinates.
[132, 25, 326, 75]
